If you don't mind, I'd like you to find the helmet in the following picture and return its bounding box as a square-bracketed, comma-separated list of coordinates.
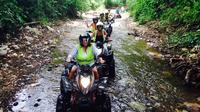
[79, 33, 91, 46]
[105, 11, 109, 15]
[96, 22, 104, 27]
[96, 22, 104, 30]
[100, 13, 104, 17]
[92, 17, 98, 23]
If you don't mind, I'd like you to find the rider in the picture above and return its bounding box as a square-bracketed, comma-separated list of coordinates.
[87, 17, 98, 33]
[105, 9, 114, 23]
[66, 33, 105, 80]
[92, 22, 108, 42]
[99, 13, 105, 23]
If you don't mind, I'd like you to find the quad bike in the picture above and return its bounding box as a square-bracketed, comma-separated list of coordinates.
[56, 62, 111, 112]
[95, 40, 115, 78]
[103, 18, 114, 37]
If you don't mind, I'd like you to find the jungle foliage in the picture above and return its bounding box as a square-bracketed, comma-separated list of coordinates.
[128, 0, 200, 48]
[0, 0, 102, 38]
[104, 0, 126, 8]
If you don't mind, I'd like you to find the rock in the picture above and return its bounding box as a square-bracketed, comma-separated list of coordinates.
[154, 102, 161, 107]
[50, 45, 56, 49]
[191, 45, 200, 53]
[24, 36, 34, 42]
[37, 99, 41, 102]
[46, 26, 54, 32]
[197, 97, 200, 102]
[129, 101, 146, 112]
[48, 65, 53, 71]
[150, 96, 159, 100]
[25, 26, 41, 35]
[27, 55, 32, 59]
[25, 41, 31, 46]
[12, 53, 18, 57]
[13, 102, 18, 106]
[44, 41, 48, 45]
[182, 48, 189, 52]
[30, 82, 40, 87]
[34, 103, 39, 107]
[12, 45, 20, 50]
[183, 102, 200, 112]
[0, 45, 9, 56]
[189, 53, 198, 60]
[27, 64, 33, 68]
[0, 108, 3, 112]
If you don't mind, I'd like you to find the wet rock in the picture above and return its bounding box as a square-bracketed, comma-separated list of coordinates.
[30, 82, 40, 87]
[37, 99, 41, 102]
[34, 103, 39, 107]
[0, 45, 9, 56]
[13, 102, 18, 106]
[128, 101, 146, 112]
[48, 65, 53, 71]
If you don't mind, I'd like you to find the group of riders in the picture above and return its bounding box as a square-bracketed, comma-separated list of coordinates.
[56, 9, 117, 112]
[66, 9, 115, 81]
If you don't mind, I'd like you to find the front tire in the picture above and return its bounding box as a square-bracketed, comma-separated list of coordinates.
[96, 94, 111, 112]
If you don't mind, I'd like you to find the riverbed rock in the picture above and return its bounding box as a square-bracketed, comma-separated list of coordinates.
[191, 45, 200, 53]
[12, 45, 20, 50]
[25, 26, 41, 36]
[182, 48, 189, 52]
[197, 97, 200, 102]
[0, 45, 9, 56]
[0, 108, 3, 112]
[128, 101, 146, 112]
[24, 36, 34, 42]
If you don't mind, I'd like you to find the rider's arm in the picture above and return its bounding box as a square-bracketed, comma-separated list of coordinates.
[92, 44, 99, 57]
[92, 45, 105, 63]
[67, 47, 78, 62]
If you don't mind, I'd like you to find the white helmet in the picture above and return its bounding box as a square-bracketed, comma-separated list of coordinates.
[96, 22, 104, 27]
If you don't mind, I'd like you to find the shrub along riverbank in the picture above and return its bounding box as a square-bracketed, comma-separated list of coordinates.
[127, 0, 200, 87]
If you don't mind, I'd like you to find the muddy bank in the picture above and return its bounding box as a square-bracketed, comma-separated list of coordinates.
[0, 24, 61, 111]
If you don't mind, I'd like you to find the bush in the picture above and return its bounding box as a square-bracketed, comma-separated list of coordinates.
[105, 0, 126, 8]
[0, 0, 25, 33]
[0, 0, 102, 41]
[168, 31, 200, 48]
[128, 0, 200, 47]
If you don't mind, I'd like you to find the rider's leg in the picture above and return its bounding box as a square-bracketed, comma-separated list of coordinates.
[68, 65, 77, 79]
[92, 66, 99, 80]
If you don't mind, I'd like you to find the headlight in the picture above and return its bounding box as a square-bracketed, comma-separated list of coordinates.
[96, 48, 102, 55]
[80, 76, 90, 88]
